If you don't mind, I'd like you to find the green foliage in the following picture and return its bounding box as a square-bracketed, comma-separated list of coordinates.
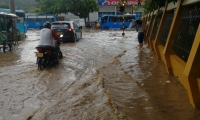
[143, 0, 178, 14]
[36, 0, 99, 19]
[36, 0, 59, 14]
[0, 0, 38, 13]
[0, 4, 9, 9]
[0, 0, 99, 19]
[76, 0, 99, 18]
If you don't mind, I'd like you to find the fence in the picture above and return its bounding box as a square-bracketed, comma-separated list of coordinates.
[142, 0, 200, 109]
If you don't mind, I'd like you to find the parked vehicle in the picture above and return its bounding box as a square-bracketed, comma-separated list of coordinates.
[0, 8, 28, 34]
[35, 42, 63, 70]
[51, 21, 82, 43]
[0, 12, 20, 52]
[99, 14, 137, 30]
[26, 14, 56, 29]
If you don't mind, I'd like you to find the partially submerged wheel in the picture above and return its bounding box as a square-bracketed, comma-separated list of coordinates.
[58, 51, 63, 58]
[73, 35, 77, 42]
[80, 33, 82, 39]
[37, 58, 42, 70]
[38, 57, 46, 70]
[104, 26, 109, 30]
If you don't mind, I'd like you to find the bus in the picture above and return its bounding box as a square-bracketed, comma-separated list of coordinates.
[99, 14, 136, 30]
[0, 8, 27, 34]
[26, 14, 56, 29]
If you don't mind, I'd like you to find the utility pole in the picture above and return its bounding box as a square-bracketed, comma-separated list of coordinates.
[9, 0, 17, 33]
[9, 0, 15, 14]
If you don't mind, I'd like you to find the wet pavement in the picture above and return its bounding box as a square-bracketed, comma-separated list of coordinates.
[0, 29, 200, 120]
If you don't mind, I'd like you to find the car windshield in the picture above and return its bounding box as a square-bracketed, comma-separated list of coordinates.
[51, 23, 70, 29]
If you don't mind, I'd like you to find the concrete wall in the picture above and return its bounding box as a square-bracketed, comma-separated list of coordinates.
[99, 6, 115, 12]
[88, 12, 98, 22]
[143, 0, 200, 109]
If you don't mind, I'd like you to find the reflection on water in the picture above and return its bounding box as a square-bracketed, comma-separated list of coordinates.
[0, 29, 40, 68]
[0, 51, 20, 67]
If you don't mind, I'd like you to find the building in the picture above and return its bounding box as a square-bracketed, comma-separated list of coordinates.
[55, 0, 144, 24]
[87, 0, 144, 22]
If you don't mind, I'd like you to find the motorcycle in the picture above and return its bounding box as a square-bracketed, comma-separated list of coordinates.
[35, 42, 63, 70]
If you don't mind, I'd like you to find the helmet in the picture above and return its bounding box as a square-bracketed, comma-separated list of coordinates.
[43, 21, 51, 29]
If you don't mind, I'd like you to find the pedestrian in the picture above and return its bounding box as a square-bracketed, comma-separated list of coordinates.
[96, 21, 100, 29]
[136, 20, 145, 49]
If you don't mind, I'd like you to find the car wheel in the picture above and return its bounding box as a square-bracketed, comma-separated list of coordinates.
[73, 35, 77, 42]
[104, 26, 109, 30]
[80, 32, 82, 39]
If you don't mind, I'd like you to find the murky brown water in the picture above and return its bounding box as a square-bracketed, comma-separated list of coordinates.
[0, 29, 200, 120]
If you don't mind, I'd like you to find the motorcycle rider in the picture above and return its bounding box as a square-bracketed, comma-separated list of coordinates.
[38, 21, 61, 62]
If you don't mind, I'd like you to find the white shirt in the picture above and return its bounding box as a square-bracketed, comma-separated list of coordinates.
[39, 28, 55, 47]
[136, 25, 144, 32]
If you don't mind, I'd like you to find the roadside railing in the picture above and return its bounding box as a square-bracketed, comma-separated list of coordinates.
[142, 0, 200, 109]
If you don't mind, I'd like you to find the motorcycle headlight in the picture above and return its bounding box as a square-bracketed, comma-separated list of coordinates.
[60, 35, 63, 37]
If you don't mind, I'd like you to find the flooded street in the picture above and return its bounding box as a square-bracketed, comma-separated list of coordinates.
[0, 29, 200, 120]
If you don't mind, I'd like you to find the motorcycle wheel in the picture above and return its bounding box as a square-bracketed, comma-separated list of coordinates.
[37, 58, 43, 70]
[58, 51, 63, 58]
[38, 57, 46, 70]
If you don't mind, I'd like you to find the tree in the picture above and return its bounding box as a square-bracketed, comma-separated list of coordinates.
[70, 0, 99, 22]
[36, 0, 61, 14]
[0, 4, 9, 9]
[142, 0, 178, 14]
[36, 0, 99, 22]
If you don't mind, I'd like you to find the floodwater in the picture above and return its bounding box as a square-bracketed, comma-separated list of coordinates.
[0, 29, 200, 120]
